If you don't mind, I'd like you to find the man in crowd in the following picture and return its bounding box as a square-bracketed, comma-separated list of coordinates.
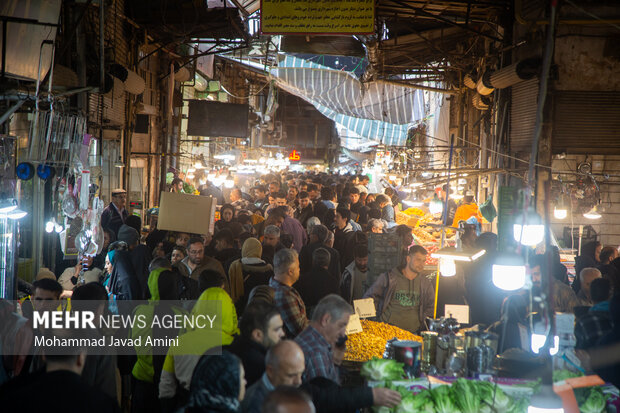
[230, 188, 251, 211]
[262, 387, 315, 413]
[307, 184, 320, 202]
[227, 302, 285, 387]
[0, 330, 120, 412]
[101, 188, 128, 236]
[577, 267, 602, 306]
[299, 225, 341, 283]
[278, 206, 308, 253]
[341, 244, 369, 304]
[287, 186, 299, 209]
[333, 208, 362, 269]
[529, 254, 580, 313]
[275, 191, 288, 207]
[254, 185, 270, 211]
[241, 340, 306, 413]
[213, 228, 241, 272]
[295, 294, 351, 383]
[367, 218, 384, 234]
[349, 187, 368, 226]
[243, 340, 400, 413]
[199, 180, 225, 205]
[295, 248, 340, 313]
[170, 177, 184, 193]
[269, 181, 281, 197]
[269, 248, 309, 337]
[295, 191, 314, 228]
[364, 245, 435, 334]
[175, 237, 226, 284]
[575, 277, 613, 350]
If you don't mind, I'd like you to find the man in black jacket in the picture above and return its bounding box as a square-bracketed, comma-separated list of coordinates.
[227, 303, 285, 387]
[295, 248, 340, 314]
[294, 191, 314, 228]
[101, 188, 128, 237]
[299, 225, 341, 281]
[0, 331, 120, 412]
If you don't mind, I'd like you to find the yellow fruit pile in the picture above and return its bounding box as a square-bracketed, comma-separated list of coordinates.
[344, 320, 423, 362]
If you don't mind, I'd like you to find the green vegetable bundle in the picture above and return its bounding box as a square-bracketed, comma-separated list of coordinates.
[361, 358, 406, 382]
[553, 370, 608, 413]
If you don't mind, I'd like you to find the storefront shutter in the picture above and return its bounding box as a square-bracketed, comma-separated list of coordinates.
[509, 78, 539, 153]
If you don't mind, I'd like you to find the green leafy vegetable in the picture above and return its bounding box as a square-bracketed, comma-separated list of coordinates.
[506, 397, 529, 413]
[431, 385, 461, 413]
[580, 387, 607, 413]
[409, 390, 435, 413]
[553, 369, 582, 383]
[361, 358, 405, 381]
[451, 378, 481, 413]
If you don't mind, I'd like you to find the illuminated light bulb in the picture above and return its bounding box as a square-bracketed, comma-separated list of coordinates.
[45, 221, 55, 233]
[55, 223, 64, 233]
[440, 258, 456, 277]
[513, 224, 545, 246]
[493, 264, 526, 291]
[553, 207, 567, 220]
[583, 206, 601, 220]
[531, 334, 559, 356]
[7, 210, 27, 220]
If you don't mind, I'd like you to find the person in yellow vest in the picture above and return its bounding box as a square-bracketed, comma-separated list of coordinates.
[452, 191, 483, 228]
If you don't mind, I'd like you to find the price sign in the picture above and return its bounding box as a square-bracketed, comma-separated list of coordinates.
[353, 298, 376, 318]
[345, 313, 363, 335]
[444, 305, 470, 324]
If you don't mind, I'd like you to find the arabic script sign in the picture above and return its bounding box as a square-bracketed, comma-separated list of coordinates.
[261, 0, 375, 35]
[289, 150, 301, 161]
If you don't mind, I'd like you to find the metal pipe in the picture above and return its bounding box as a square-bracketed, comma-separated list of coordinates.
[99, 0, 105, 169]
[0, 99, 25, 127]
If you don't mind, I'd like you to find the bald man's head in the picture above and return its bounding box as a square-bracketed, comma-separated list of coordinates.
[262, 386, 315, 413]
[579, 267, 602, 298]
[265, 340, 305, 387]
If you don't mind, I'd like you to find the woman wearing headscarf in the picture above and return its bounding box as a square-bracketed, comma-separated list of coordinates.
[107, 249, 142, 300]
[214, 204, 236, 234]
[228, 238, 274, 314]
[184, 350, 246, 413]
[159, 287, 239, 410]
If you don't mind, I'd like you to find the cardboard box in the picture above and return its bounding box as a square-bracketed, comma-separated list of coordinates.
[157, 192, 215, 235]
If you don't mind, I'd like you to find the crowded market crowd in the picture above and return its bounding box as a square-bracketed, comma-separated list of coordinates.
[1, 171, 619, 412]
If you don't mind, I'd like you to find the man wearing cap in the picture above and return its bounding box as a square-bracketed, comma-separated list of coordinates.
[101, 188, 128, 237]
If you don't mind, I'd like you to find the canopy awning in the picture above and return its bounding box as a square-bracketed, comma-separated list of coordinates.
[271, 55, 429, 146]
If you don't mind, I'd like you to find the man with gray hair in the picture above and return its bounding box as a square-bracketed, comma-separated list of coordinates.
[577, 267, 602, 306]
[367, 218, 384, 234]
[269, 248, 309, 337]
[241, 340, 306, 413]
[296, 248, 340, 313]
[299, 224, 341, 283]
[264, 225, 282, 249]
[294, 294, 353, 383]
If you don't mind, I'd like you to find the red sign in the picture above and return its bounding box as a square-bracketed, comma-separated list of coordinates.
[289, 150, 301, 161]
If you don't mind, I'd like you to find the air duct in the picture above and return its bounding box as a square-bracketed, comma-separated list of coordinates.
[464, 73, 477, 89]
[472, 94, 490, 110]
[489, 57, 541, 89]
[476, 72, 494, 96]
[109, 63, 145, 95]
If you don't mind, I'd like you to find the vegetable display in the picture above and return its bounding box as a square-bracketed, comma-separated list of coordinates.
[344, 320, 422, 362]
[361, 358, 406, 381]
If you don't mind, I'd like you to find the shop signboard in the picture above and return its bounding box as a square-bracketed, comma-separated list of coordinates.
[261, 0, 374, 35]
